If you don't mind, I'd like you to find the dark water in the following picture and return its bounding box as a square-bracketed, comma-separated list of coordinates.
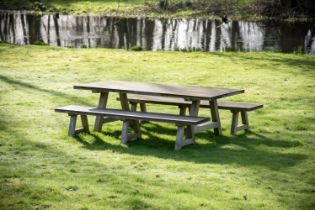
[0, 10, 314, 54]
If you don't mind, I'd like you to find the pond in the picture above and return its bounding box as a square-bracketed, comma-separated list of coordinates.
[0, 10, 314, 54]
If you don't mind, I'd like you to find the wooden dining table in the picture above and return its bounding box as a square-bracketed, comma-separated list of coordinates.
[74, 81, 244, 138]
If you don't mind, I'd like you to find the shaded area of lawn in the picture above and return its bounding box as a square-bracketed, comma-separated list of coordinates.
[0, 75, 93, 106]
[74, 124, 307, 170]
[0, 44, 314, 209]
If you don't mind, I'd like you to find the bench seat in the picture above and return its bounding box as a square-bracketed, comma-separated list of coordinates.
[122, 95, 263, 135]
[125, 95, 263, 111]
[55, 105, 209, 150]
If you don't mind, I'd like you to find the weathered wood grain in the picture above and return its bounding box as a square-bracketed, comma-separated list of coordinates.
[80, 115, 89, 133]
[195, 121, 218, 133]
[231, 111, 239, 135]
[187, 100, 200, 140]
[121, 120, 129, 144]
[94, 92, 109, 131]
[241, 111, 250, 130]
[140, 102, 147, 112]
[175, 126, 184, 151]
[120, 92, 141, 137]
[56, 105, 209, 150]
[124, 95, 263, 111]
[55, 105, 209, 125]
[209, 99, 222, 135]
[74, 81, 244, 100]
[68, 114, 77, 136]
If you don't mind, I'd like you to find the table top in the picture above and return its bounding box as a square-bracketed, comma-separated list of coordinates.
[74, 80, 244, 100]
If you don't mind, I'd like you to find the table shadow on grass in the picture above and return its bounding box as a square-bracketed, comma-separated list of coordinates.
[74, 121, 306, 170]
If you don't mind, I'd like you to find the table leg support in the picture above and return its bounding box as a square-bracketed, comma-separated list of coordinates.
[94, 92, 109, 132]
[179, 105, 187, 116]
[186, 100, 200, 142]
[209, 99, 222, 136]
[130, 102, 138, 112]
[119, 93, 141, 138]
[140, 102, 147, 112]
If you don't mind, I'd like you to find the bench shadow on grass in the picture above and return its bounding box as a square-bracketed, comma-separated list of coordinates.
[74, 121, 306, 170]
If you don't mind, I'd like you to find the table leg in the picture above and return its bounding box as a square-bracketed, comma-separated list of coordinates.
[119, 92, 130, 111]
[119, 93, 141, 138]
[209, 99, 222, 135]
[140, 103, 147, 112]
[94, 92, 109, 131]
[186, 100, 200, 142]
[179, 105, 187, 116]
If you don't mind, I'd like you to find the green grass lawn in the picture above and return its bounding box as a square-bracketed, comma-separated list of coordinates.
[0, 43, 314, 210]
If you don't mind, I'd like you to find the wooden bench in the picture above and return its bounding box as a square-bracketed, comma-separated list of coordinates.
[121, 95, 263, 135]
[55, 105, 209, 150]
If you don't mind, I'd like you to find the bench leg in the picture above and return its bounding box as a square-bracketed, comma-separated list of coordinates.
[231, 111, 250, 135]
[241, 111, 250, 131]
[209, 99, 222, 136]
[175, 125, 195, 151]
[121, 120, 129, 145]
[68, 114, 89, 136]
[231, 111, 239, 135]
[68, 114, 77, 136]
[121, 119, 142, 145]
[81, 115, 90, 133]
[175, 126, 185, 151]
[94, 92, 109, 132]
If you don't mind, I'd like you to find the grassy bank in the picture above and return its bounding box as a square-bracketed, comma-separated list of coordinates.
[1, 0, 314, 20]
[0, 44, 315, 209]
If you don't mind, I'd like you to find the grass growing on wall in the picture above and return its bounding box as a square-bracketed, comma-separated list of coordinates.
[0, 44, 314, 209]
